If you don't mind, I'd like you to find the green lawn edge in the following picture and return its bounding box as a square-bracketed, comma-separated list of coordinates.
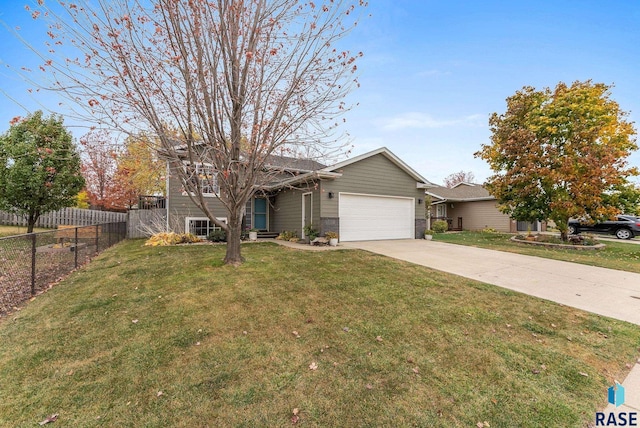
[433, 231, 640, 274]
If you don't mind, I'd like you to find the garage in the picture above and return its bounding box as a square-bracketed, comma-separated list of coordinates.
[339, 193, 415, 241]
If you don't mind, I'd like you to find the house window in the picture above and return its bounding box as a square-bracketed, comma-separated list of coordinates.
[186, 217, 227, 238]
[183, 163, 219, 196]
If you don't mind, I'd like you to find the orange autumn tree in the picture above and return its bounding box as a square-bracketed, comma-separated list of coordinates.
[476, 81, 638, 241]
[27, 0, 366, 265]
[79, 130, 121, 210]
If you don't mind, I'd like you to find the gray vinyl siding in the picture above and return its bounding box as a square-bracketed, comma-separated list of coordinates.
[272, 185, 320, 236]
[320, 153, 424, 220]
[166, 163, 228, 233]
[448, 200, 512, 232]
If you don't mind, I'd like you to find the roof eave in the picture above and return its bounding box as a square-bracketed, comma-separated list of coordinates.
[259, 171, 342, 191]
[429, 196, 496, 204]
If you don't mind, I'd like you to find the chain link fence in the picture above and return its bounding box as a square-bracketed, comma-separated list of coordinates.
[0, 222, 126, 316]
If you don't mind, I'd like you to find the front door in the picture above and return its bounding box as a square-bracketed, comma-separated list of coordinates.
[253, 198, 267, 230]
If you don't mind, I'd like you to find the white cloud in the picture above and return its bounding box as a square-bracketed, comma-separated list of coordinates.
[378, 112, 486, 131]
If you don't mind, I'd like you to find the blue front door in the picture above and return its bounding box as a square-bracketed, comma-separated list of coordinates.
[254, 198, 267, 230]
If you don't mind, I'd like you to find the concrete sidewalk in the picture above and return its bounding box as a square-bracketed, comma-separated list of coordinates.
[343, 239, 640, 415]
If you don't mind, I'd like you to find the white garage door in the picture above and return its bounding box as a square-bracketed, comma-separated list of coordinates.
[339, 193, 415, 242]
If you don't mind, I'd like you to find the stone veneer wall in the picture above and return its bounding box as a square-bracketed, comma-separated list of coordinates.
[415, 218, 426, 239]
[320, 217, 339, 236]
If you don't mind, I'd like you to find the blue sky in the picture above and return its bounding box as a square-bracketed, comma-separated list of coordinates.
[1, 1, 639, 184]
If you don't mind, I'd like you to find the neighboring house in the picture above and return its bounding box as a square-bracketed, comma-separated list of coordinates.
[427, 182, 546, 233]
[165, 147, 435, 241]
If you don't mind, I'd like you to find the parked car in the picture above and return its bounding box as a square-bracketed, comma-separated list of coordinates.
[568, 215, 640, 240]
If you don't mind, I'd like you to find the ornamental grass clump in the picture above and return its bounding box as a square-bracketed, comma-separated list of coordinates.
[144, 232, 201, 246]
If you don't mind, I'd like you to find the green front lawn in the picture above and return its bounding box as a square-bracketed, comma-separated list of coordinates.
[433, 231, 640, 273]
[1, 241, 638, 427]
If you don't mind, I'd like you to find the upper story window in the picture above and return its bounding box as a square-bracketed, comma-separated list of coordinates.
[183, 163, 219, 197]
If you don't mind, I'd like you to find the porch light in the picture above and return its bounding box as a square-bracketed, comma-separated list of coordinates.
[418, 198, 423, 205]
[328, 192, 334, 199]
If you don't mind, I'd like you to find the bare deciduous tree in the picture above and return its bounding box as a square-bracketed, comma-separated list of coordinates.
[24, 0, 366, 264]
[443, 170, 475, 188]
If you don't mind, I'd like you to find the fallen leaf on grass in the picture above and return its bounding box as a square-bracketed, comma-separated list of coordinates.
[579, 372, 589, 377]
[292, 331, 300, 338]
[375, 336, 383, 342]
[291, 415, 299, 424]
[39, 414, 58, 425]
[292, 408, 300, 416]
[156, 391, 164, 397]
[366, 384, 373, 390]
[309, 362, 318, 371]
[342, 327, 350, 332]
[412, 367, 419, 374]
[132, 319, 139, 324]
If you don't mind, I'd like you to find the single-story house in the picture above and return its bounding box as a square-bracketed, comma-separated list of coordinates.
[165, 147, 436, 241]
[427, 182, 546, 233]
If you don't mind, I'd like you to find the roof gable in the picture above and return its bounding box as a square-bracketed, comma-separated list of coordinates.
[323, 147, 435, 188]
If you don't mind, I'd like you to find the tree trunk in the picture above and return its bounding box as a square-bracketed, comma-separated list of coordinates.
[224, 210, 244, 266]
[555, 218, 569, 242]
[27, 214, 38, 234]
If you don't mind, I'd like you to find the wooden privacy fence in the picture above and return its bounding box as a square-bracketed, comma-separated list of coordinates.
[1, 207, 169, 238]
[127, 209, 167, 238]
[0, 208, 127, 229]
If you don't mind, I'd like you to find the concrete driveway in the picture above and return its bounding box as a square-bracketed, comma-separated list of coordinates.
[343, 239, 640, 326]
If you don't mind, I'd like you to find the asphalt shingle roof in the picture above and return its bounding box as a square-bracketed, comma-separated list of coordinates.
[428, 183, 493, 201]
